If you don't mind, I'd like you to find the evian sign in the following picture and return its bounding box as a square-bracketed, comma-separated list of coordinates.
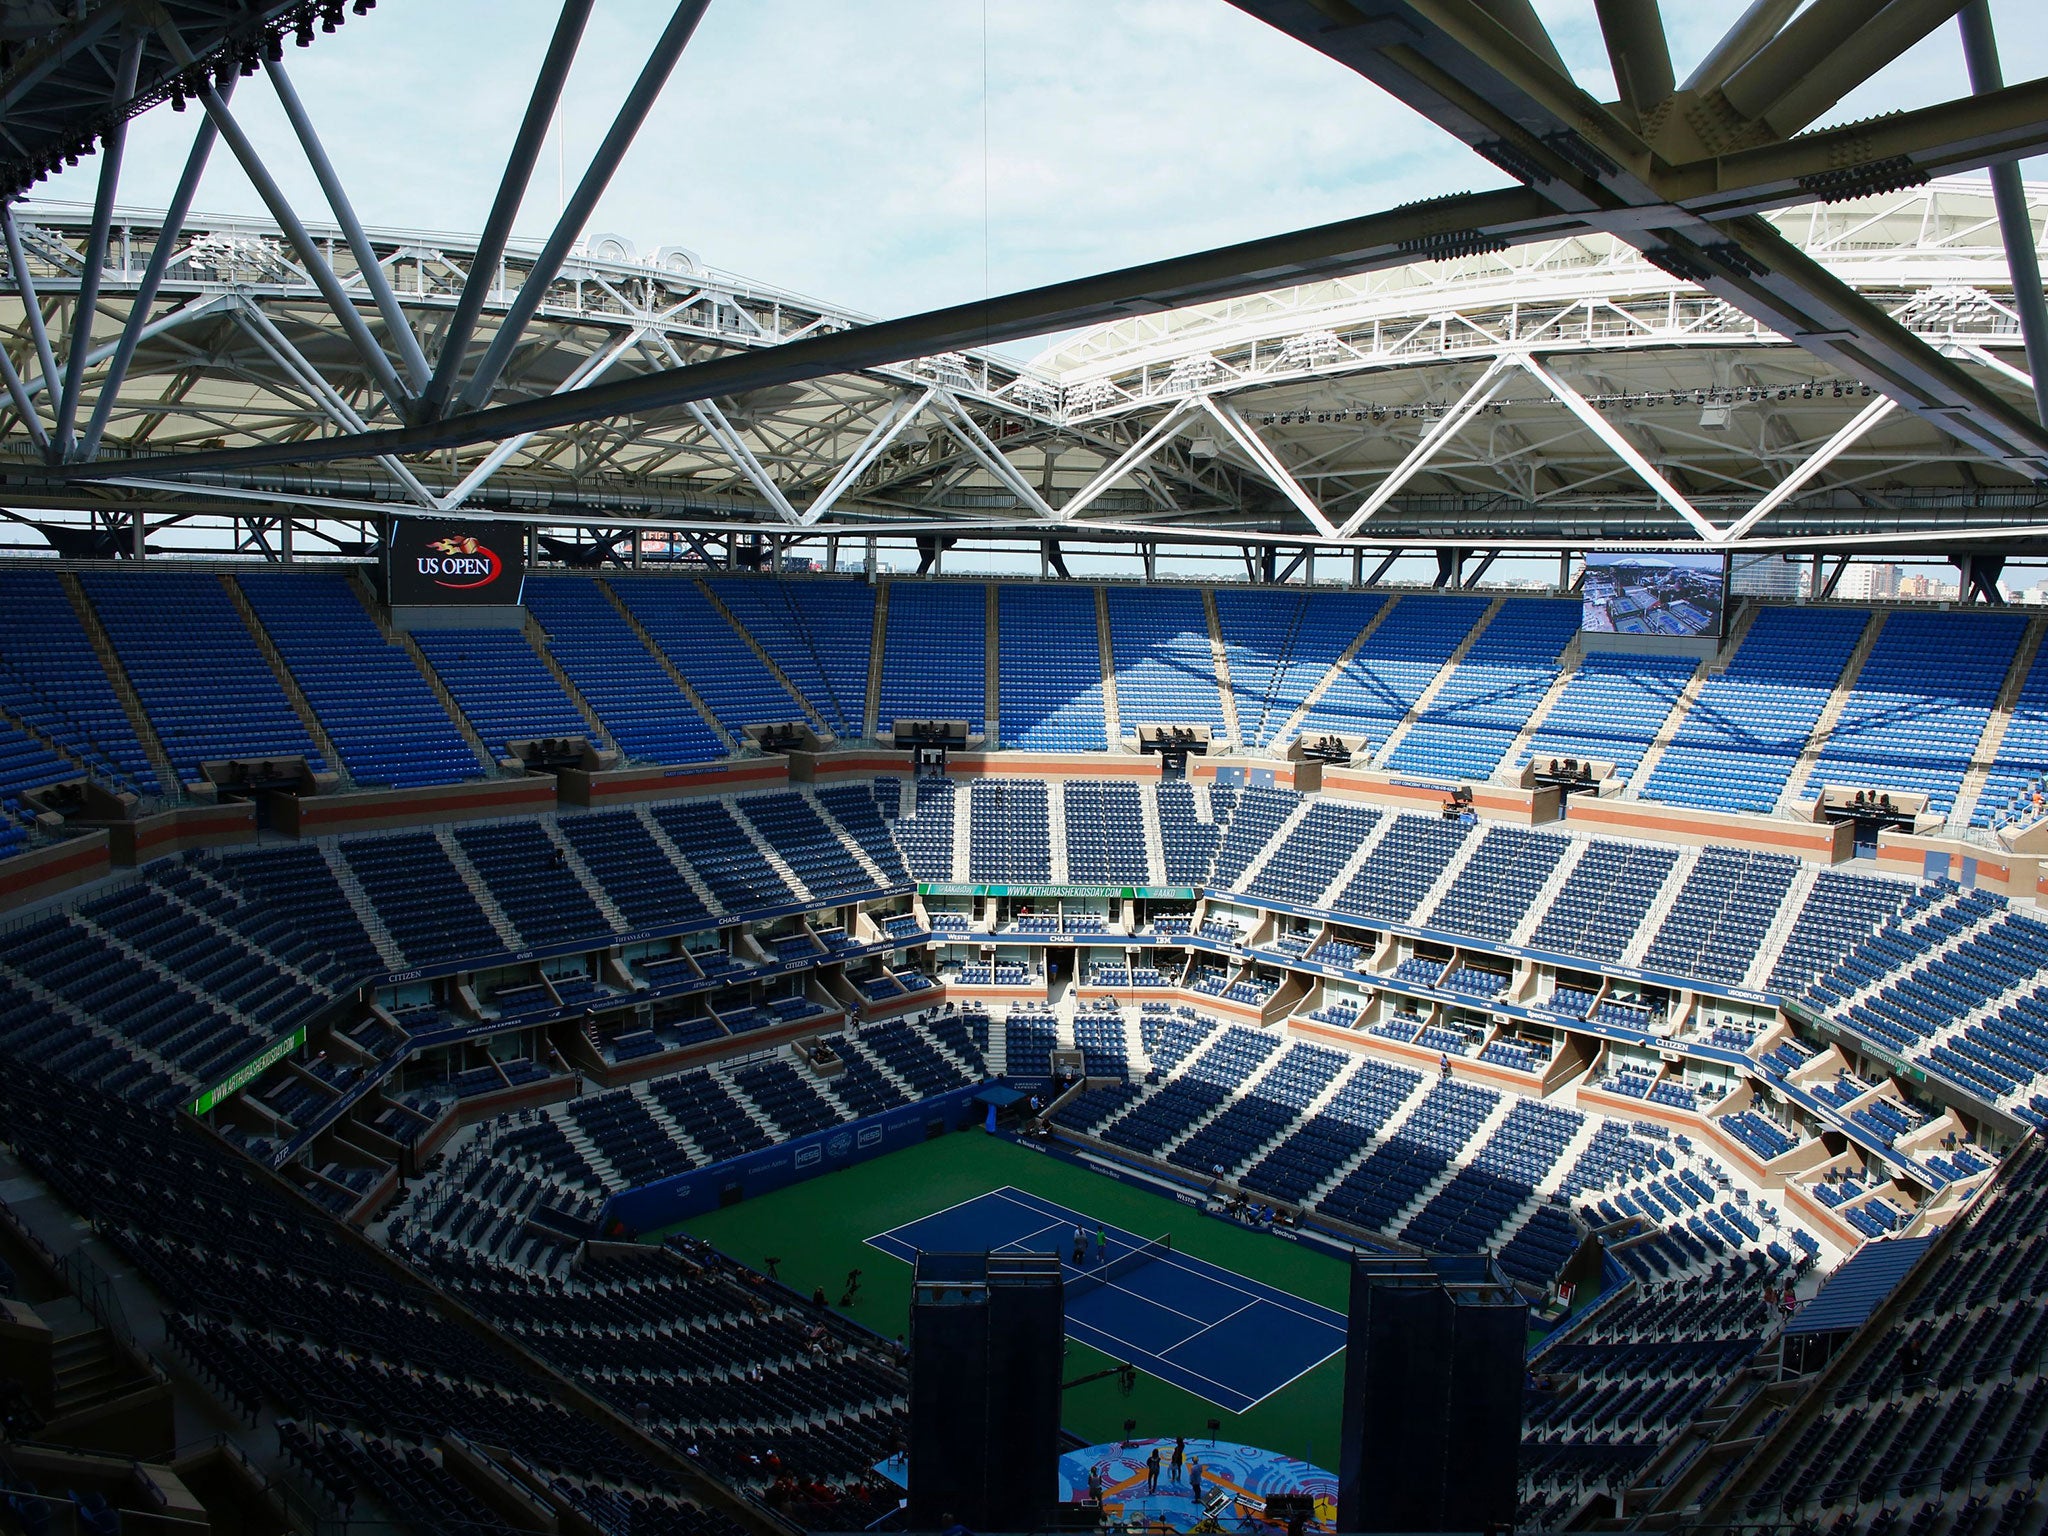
[386, 518, 526, 607]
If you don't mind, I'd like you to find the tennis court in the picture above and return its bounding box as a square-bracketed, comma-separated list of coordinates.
[867, 1186, 1349, 1413]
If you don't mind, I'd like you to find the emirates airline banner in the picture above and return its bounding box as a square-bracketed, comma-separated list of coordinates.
[385, 517, 526, 606]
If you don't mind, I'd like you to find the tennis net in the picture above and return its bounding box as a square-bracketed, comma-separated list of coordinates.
[1068, 1232, 1172, 1300]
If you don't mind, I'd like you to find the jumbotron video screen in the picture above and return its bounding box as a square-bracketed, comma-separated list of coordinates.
[1581, 550, 1727, 638]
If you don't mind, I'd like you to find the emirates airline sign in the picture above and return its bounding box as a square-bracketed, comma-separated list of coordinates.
[386, 518, 526, 606]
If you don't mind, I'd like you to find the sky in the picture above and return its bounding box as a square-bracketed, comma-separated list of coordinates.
[29, 0, 2048, 357]
[21, 0, 2048, 583]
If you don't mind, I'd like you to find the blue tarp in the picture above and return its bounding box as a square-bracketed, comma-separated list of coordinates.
[1785, 1235, 1932, 1337]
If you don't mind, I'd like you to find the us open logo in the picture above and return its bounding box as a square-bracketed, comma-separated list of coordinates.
[418, 533, 504, 589]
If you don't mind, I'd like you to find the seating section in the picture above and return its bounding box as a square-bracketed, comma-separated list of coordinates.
[0, 1067, 756, 1534]
[998, 583, 1107, 749]
[83, 569, 324, 780]
[1734, 1142, 2048, 1527]
[0, 720, 86, 855]
[1642, 849, 1799, 985]
[1063, 780, 1151, 883]
[736, 791, 881, 903]
[0, 569, 159, 795]
[1426, 826, 1568, 942]
[878, 581, 985, 733]
[1215, 588, 1384, 748]
[814, 782, 912, 885]
[1332, 815, 1475, 926]
[892, 777, 956, 881]
[1975, 634, 2048, 827]
[410, 627, 592, 755]
[1768, 871, 1912, 997]
[238, 571, 480, 788]
[1106, 587, 1227, 737]
[705, 575, 873, 738]
[1155, 779, 1227, 887]
[1645, 607, 1867, 812]
[1244, 799, 1380, 908]
[648, 799, 798, 912]
[1522, 1266, 1782, 1527]
[1296, 594, 1488, 750]
[522, 577, 725, 762]
[553, 810, 709, 930]
[1384, 599, 1579, 779]
[451, 820, 608, 948]
[1529, 840, 1677, 963]
[609, 577, 808, 739]
[1809, 610, 2025, 814]
[1520, 652, 1696, 785]
[341, 832, 503, 967]
[967, 779, 1051, 884]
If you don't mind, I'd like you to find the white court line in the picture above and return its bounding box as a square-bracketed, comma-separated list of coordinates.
[868, 1186, 1345, 1413]
[996, 1184, 1348, 1333]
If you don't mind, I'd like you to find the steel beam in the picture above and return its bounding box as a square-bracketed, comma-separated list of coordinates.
[1679, 0, 1800, 93]
[1726, 0, 1968, 139]
[191, 79, 413, 414]
[1201, 397, 1339, 538]
[932, 393, 1059, 520]
[1339, 356, 1515, 536]
[60, 186, 1566, 480]
[233, 303, 437, 508]
[1226, 0, 2048, 480]
[81, 94, 226, 460]
[441, 330, 643, 510]
[3, 208, 63, 438]
[1059, 398, 1205, 523]
[265, 58, 431, 390]
[800, 389, 935, 526]
[55, 30, 143, 461]
[1594, 0, 1673, 127]
[1723, 395, 1898, 541]
[422, 0, 595, 419]
[1960, 0, 2048, 430]
[1515, 353, 1722, 541]
[457, 0, 711, 412]
[688, 397, 802, 524]
[0, 340, 49, 453]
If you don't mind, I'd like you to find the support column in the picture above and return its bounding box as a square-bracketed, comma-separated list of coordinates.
[1960, 0, 2048, 428]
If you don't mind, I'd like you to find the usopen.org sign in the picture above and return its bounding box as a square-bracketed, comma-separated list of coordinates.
[385, 516, 527, 607]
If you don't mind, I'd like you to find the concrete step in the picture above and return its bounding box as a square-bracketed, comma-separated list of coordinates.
[437, 829, 528, 952]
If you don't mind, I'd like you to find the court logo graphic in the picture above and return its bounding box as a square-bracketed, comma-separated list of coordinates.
[419, 533, 504, 590]
[827, 1130, 855, 1160]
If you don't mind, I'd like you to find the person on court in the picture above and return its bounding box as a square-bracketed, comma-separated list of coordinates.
[1170, 1436, 1185, 1484]
[1146, 1446, 1162, 1494]
[1095, 1224, 1107, 1265]
[1073, 1226, 1086, 1265]
[1190, 1460, 1204, 1501]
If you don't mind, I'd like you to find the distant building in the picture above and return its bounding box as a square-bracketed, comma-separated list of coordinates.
[1730, 553, 1803, 596]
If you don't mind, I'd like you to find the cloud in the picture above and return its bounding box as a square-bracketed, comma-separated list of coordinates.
[27, 0, 2047, 357]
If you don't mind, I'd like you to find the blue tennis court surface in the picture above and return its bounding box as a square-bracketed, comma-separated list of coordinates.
[866, 1186, 1348, 1413]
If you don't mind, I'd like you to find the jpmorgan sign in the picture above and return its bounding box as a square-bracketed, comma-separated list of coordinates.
[385, 517, 526, 607]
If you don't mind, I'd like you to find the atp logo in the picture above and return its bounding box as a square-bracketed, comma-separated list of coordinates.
[419, 533, 504, 589]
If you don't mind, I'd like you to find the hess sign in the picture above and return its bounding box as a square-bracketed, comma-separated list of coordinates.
[386, 518, 526, 606]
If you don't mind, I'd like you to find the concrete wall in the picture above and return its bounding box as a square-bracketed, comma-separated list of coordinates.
[1567, 796, 1851, 863]
[273, 776, 557, 838]
[555, 755, 791, 808]
[0, 832, 112, 912]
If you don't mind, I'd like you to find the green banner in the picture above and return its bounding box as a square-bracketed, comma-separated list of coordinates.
[917, 883, 1198, 900]
[190, 1025, 307, 1116]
